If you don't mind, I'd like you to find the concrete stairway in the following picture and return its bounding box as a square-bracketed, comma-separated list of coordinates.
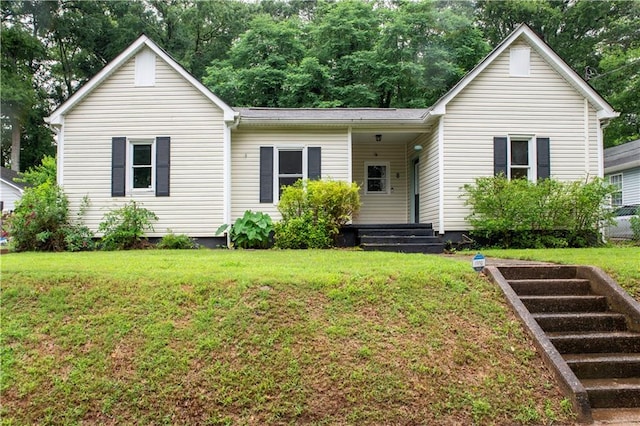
[357, 224, 444, 253]
[485, 265, 640, 423]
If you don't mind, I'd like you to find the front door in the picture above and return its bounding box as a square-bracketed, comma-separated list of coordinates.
[412, 157, 420, 223]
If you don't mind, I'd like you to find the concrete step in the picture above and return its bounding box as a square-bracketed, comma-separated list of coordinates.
[532, 312, 628, 333]
[360, 235, 441, 244]
[548, 331, 640, 354]
[564, 353, 640, 379]
[358, 228, 435, 237]
[361, 243, 444, 254]
[497, 265, 578, 280]
[509, 279, 592, 296]
[520, 295, 608, 313]
[582, 377, 640, 408]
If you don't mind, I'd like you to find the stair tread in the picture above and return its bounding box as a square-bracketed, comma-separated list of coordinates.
[533, 312, 625, 319]
[509, 278, 591, 284]
[582, 377, 640, 390]
[564, 352, 640, 362]
[548, 331, 640, 338]
[520, 295, 606, 300]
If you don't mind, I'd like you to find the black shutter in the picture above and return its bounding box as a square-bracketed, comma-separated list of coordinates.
[493, 136, 508, 177]
[308, 147, 321, 180]
[260, 147, 274, 203]
[156, 136, 170, 196]
[536, 137, 550, 180]
[112, 137, 126, 196]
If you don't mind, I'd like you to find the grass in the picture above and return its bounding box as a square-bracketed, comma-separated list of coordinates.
[480, 246, 640, 300]
[1, 249, 577, 425]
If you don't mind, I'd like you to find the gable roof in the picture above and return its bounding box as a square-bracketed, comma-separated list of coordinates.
[46, 35, 237, 124]
[604, 139, 640, 174]
[1, 167, 26, 192]
[430, 24, 618, 121]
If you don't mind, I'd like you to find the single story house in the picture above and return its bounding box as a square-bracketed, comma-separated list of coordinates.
[604, 139, 640, 207]
[1, 167, 26, 213]
[45, 24, 617, 247]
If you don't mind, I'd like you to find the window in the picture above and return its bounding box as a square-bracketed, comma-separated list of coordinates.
[278, 149, 303, 196]
[509, 138, 532, 180]
[131, 141, 155, 190]
[365, 162, 390, 194]
[494, 136, 549, 182]
[259, 147, 321, 203]
[112, 136, 170, 197]
[510, 47, 530, 77]
[610, 174, 623, 207]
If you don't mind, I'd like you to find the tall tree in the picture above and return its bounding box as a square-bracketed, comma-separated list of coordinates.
[1, 1, 52, 171]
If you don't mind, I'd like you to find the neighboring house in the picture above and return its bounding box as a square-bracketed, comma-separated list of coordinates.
[45, 24, 617, 246]
[1, 167, 26, 212]
[604, 139, 640, 206]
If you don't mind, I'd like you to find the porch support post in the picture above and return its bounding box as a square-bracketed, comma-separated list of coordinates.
[347, 126, 353, 183]
[438, 116, 445, 235]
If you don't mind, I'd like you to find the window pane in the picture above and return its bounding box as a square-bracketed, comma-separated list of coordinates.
[133, 144, 152, 166]
[133, 167, 152, 188]
[511, 140, 529, 165]
[279, 150, 303, 174]
[367, 179, 386, 192]
[510, 167, 528, 180]
[367, 165, 386, 179]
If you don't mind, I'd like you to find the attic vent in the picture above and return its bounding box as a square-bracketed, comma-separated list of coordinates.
[510, 47, 530, 77]
[135, 49, 156, 87]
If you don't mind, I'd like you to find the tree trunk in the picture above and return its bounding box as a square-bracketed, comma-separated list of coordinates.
[10, 115, 21, 171]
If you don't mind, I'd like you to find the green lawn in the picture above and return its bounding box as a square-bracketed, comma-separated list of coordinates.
[480, 246, 640, 300]
[1, 249, 579, 424]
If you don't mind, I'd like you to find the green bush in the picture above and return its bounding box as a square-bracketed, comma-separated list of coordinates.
[4, 181, 69, 251]
[463, 176, 614, 248]
[157, 232, 198, 249]
[631, 210, 640, 242]
[98, 201, 158, 250]
[216, 210, 274, 249]
[274, 211, 333, 249]
[275, 179, 360, 248]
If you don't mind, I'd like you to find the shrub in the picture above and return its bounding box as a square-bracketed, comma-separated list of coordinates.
[274, 211, 333, 249]
[631, 209, 640, 242]
[463, 176, 614, 248]
[98, 201, 158, 250]
[216, 210, 274, 249]
[4, 181, 69, 251]
[157, 232, 198, 249]
[275, 179, 360, 248]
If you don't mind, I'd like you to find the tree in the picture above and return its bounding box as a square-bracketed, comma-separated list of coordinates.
[0, 1, 51, 171]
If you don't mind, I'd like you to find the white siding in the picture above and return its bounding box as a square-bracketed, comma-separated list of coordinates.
[352, 141, 408, 224]
[607, 167, 640, 205]
[415, 130, 440, 231]
[62, 48, 226, 236]
[442, 38, 603, 231]
[231, 128, 350, 222]
[1, 183, 22, 212]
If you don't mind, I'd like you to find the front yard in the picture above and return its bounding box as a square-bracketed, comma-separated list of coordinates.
[3, 248, 636, 424]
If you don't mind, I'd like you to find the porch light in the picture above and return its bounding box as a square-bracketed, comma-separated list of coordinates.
[414, 144, 423, 151]
[375, 134, 382, 142]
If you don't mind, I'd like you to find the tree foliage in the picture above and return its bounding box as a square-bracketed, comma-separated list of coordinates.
[2, 0, 638, 171]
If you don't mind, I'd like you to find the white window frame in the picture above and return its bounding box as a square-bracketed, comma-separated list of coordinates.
[274, 146, 306, 201]
[128, 139, 156, 193]
[507, 135, 536, 182]
[610, 173, 623, 207]
[364, 162, 390, 195]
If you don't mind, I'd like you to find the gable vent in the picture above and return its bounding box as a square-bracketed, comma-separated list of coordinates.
[135, 48, 156, 86]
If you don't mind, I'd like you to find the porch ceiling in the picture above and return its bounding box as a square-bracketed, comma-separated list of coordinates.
[352, 132, 422, 145]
